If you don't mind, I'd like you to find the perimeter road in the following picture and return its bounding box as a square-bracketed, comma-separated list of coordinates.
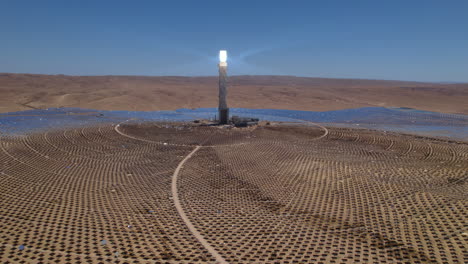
[116, 121, 228, 262]
[171, 146, 228, 264]
[114, 121, 192, 147]
[285, 119, 329, 140]
[114, 119, 326, 264]
[307, 121, 329, 140]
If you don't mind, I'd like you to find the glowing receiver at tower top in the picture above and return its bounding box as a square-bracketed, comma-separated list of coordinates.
[219, 50, 227, 63]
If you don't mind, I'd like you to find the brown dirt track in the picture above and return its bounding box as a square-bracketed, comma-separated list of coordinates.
[1, 123, 467, 263]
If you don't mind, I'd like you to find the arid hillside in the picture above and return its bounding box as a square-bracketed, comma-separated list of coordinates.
[1, 73, 467, 114]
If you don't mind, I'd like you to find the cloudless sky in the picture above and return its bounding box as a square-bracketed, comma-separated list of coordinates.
[1, 0, 467, 82]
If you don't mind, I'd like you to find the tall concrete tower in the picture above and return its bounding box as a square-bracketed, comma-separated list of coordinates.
[218, 50, 229, 124]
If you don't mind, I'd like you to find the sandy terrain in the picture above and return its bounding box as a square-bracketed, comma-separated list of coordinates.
[1, 73, 467, 114]
[0, 122, 466, 263]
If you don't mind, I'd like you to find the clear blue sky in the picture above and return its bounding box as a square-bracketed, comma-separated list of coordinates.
[1, 0, 467, 82]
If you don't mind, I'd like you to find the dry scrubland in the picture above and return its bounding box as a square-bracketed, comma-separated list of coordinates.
[1, 122, 467, 263]
[1, 73, 468, 114]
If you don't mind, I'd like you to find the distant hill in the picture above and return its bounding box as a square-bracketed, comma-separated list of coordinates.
[1, 73, 467, 114]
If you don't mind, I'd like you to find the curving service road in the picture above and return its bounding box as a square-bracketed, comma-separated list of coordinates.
[114, 120, 328, 263]
[171, 145, 228, 264]
[1, 120, 466, 263]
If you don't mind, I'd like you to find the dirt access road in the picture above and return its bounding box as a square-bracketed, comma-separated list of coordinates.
[0, 122, 467, 263]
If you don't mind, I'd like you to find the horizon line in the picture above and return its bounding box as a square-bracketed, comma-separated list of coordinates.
[0, 72, 466, 85]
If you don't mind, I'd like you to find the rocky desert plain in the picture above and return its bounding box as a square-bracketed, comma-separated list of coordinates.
[0, 73, 467, 263]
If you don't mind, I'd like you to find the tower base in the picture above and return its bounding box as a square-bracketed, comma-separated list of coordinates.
[219, 108, 229, 125]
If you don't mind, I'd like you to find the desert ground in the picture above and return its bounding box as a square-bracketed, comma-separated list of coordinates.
[1, 73, 468, 114]
[1, 73, 467, 263]
[0, 122, 466, 263]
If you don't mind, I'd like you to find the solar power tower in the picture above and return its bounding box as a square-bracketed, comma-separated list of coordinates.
[218, 50, 229, 124]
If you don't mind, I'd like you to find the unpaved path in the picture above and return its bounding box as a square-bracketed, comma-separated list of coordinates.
[171, 145, 228, 264]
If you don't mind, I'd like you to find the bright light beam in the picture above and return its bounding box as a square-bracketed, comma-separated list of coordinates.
[219, 50, 227, 63]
